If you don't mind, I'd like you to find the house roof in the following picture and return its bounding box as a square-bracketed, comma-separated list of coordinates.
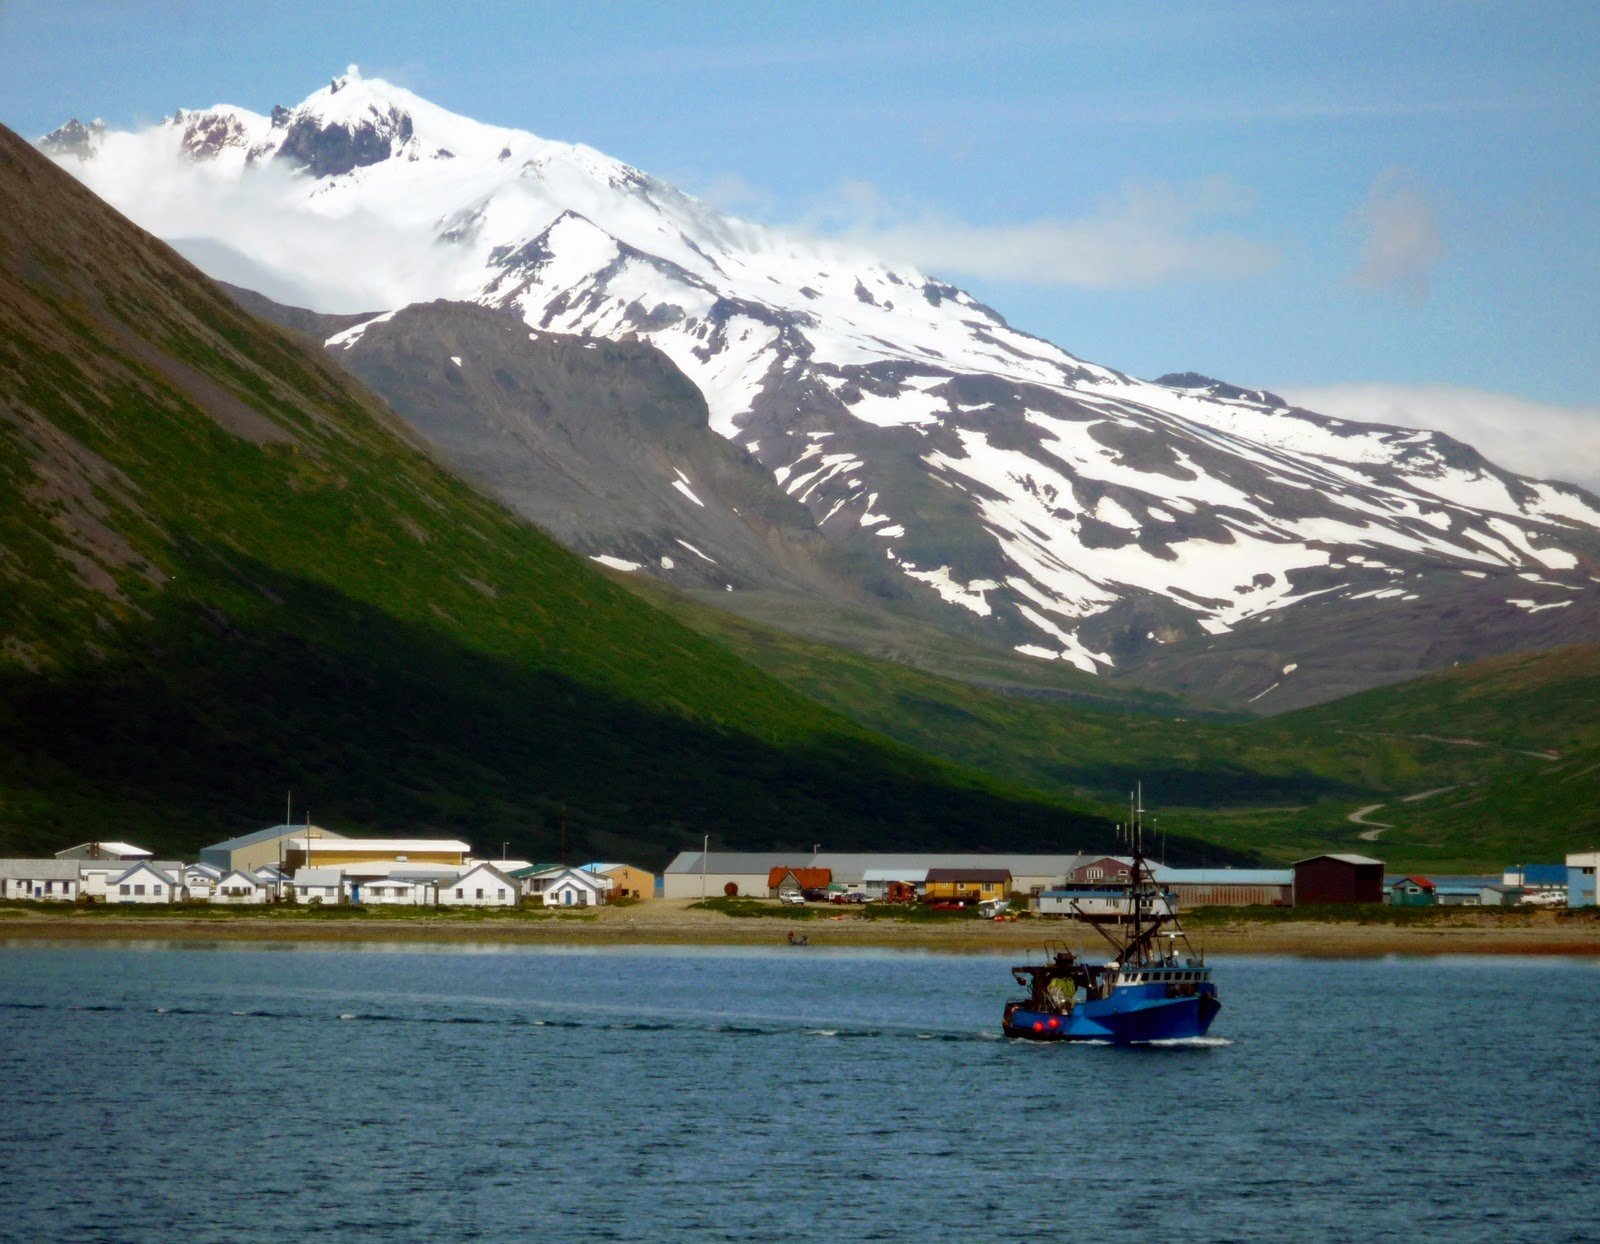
[515, 865, 606, 889]
[1150, 867, 1294, 886]
[1515, 864, 1567, 886]
[202, 824, 346, 854]
[109, 861, 178, 885]
[769, 867, 831, 888]
[0, 859, 82, 881]
[291, 868, 345, 887]
[1294, 853, 1385, 867]
[217, 870, 267, 887]
[447, 862, 517, 885]
[925, 868, 1011, 883]
[54, 841, 151, 859]
[1394, 875, 1437, 889]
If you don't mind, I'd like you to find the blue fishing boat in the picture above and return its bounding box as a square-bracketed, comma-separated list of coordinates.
[1002, 788, 1220, 1043]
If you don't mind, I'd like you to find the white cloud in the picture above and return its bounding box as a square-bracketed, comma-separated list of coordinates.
[1280, 383, 1600, 492]
[799, 176, 1278, 289]
[1347, 169, 1446, 303]
[65, 144, 467, 312]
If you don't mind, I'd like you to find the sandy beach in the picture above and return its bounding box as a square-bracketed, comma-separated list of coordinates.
[2, 899, 1597, 956]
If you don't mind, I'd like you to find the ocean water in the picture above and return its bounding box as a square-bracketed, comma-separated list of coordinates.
[0, 943, 1592, 1242]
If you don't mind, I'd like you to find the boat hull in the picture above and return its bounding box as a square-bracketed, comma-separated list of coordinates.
[1003, 988, 1220, 1044]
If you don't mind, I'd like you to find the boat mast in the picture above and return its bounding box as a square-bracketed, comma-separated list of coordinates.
[1128, 784, 1142, 963]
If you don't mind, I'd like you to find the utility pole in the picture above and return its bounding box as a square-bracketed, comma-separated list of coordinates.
[701, 833, 709, 899]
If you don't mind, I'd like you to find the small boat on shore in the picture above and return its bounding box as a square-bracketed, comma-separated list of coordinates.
[1002, 788, 1220, 1043]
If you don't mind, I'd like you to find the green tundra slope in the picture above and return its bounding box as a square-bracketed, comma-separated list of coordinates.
[0, 123, 1143, 868]
[626, 579, 1600, 870]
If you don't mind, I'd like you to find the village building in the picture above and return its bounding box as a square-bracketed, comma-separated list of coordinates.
[105, 862, 178, 904]
[1388, 875, 1437, 906]
[291, 867, 346, 905]
[1037, 886, 1176, 921]
[1564, 853, 1597, 907]
[1430, 883, 1483, 907]
[212, 870, 270, 905]
[0, 859, 83, 901]
[583, 862, 653, 900]
[182, 863, 223, 899]
[200, 824, 348, 874]
[54, 841, 152, 861]
[77, 859, 183, 900]
[924, 869, 1011, 903]
[1293, 854, 1385, 904]
[283, 837, 470, 873]
[516, 865, 610, 907]
[1068, 856, 1133, 885]
[768, 867, 831, 898]
[438, 862, 519, 907]
[1151, 867, 1294, 907]
[354, 876, 436, 906]
[1478, 884, 1526, 906]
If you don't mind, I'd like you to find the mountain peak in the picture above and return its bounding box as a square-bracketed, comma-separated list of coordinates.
[35, 72, 1600, 700]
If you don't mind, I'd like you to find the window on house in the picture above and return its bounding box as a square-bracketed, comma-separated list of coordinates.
[455, 889, 464, 899]
[134, 884, 145, 896]
[120, 884, 130, 895]
[476, 888, 484, 899]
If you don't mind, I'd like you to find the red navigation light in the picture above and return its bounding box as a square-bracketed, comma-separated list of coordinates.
[1047, 1016, 1059, 1028]
[1032, 1021, 1043, 1032]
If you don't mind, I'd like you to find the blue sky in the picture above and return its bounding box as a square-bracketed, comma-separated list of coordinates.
[4, 2, 1596, 468]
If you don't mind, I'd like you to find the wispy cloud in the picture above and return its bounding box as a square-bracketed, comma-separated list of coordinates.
[790, 176, 1278, 289]
[65, 144, 468, 312]
[1280, 383, 1600, 492]
[1347, 169, 1446, 303]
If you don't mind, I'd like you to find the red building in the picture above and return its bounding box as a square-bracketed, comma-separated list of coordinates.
[1293, 854, 1385, 905]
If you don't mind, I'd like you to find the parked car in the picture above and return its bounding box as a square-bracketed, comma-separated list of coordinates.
[780, 891, 806, 905]
[802, 888, 828, 902]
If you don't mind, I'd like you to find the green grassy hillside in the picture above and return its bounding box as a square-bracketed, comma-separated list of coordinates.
[626, 580, 1600, 870]
[0, 124, 1141, 867]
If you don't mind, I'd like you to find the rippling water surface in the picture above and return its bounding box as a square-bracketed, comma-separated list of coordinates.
[0, 943, 1592, 1241]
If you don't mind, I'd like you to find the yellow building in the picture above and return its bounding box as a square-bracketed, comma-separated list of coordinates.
[284, 837, 470, 872]
[923, 868, 1011, 902]
[585, 863, 655, 900]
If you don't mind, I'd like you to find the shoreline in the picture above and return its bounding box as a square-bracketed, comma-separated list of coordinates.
[3, 901, 1598, 956]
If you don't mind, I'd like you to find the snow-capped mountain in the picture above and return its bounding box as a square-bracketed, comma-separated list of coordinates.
[41, 68, 1600, 706]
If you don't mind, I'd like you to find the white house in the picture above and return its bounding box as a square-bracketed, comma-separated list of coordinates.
[106, 862, 177, 904]
[183, 863, 222, 898]
[212, 870, 270, 905]
[520, 865, 610, 908]
[292, 867, 346, 906]
[438, 863, 519, 907]
[0, 859, 82, 901]
[352, 876, 435, 906]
